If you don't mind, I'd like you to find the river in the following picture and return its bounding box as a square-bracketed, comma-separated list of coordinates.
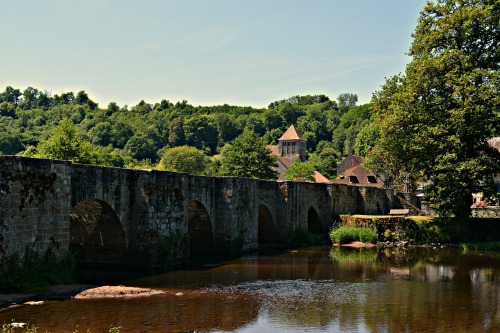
[1, 246, 499, 332]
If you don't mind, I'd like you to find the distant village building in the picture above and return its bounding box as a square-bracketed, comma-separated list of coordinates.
[269, 125, 329, 182]
[331, 165, 384, 188]
[336, 154, 364, 175]
[332, 153, 384, 188]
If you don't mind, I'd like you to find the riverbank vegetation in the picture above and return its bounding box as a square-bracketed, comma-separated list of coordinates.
[0, 249, 75, 293]
[329, 226, 378, 244]
[331, 215, 500, 249]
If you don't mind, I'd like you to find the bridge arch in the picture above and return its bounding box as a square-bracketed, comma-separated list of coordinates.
[69, 199, 127, 264]
[187, 200, 214, 255]
[258, 204, 276, 243]
[308, 207, 323, 234]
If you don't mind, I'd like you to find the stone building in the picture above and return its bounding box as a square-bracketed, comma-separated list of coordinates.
[269, 125, 329, 182]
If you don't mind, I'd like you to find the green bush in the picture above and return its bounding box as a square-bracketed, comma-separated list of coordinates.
[329, 226, 378, 244]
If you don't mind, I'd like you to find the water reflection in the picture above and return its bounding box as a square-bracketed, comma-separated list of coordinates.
[1, 247, 499, 332]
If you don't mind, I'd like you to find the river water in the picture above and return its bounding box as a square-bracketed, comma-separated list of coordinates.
[1, 246, 500, 332]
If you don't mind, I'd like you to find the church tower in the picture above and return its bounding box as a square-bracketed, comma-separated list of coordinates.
[277, 124, 307, 161]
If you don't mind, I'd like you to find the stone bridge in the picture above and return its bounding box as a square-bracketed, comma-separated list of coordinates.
[0, 156, 398, 268]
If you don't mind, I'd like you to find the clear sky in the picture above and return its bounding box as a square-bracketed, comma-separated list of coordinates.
[0, 0, 427, 109]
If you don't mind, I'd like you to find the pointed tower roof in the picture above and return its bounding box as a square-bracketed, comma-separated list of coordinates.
[278, 124, 304, 141]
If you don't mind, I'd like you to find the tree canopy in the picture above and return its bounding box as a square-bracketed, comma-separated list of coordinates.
[218, 131, 278, 180]
[157, 146, 209, 175]
[369, 0, 500, 219]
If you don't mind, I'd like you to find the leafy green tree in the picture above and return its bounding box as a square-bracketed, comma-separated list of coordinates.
[37, 118, 99, 164]
[278, 102, 305, 125]
[214, 113, 240, 147]
[184, 115, 218, 154]
[107, 102, 120, 113]
[89, 122, 113, 146]
[309, 147, 340, 179]
[218, 131, 277, 179]
[371, 0, 500, 220]
[124, 133, 157, 161]
[284, 161, 317, 182]
[0, 101, 16, 117]
[0, 86, 22, 105]
[74, 90, 98, 110]
[337, 93, 358, 113]
[157, 145, 209, 175]
[354, 122, 380, 157]
[110, 121, 134, 149]
[168, 118, 186, 147]
[0, 123, 23, 155]
[132, 100, 152, 114]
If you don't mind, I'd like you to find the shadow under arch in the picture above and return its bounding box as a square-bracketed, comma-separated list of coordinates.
[188, 200, 214, 255]
[308, 207, 323, 234]
[70, 199, 127, 264]
[258, 204, 276, 243]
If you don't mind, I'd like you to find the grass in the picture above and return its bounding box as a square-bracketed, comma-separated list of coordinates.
[329, 226, 378, 244]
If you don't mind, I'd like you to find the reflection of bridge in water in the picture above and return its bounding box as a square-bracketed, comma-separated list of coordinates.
[0, 156, 397, 267]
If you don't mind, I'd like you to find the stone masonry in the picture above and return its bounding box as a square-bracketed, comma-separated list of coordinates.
[0, 156, 397, 269]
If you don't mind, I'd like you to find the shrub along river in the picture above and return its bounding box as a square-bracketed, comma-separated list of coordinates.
[1, 246, 500, 332]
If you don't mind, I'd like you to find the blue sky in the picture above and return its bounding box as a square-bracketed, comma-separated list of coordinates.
[0, 0, 427, 108]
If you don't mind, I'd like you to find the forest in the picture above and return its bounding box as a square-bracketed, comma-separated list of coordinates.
[0, 86, 374, 180]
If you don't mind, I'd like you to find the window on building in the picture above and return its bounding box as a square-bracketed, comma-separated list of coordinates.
[349, 176, 359, 184]
[367, 176, 377, 184]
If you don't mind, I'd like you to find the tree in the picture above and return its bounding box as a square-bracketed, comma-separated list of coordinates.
[371, 0, 500, 220]
[168, 118, 186, 147]
[37, 118, 99, 164]
[183, 115, 218, 154]
[354, 122, 381, 157]
[284, 161, 317, 182]
[124, 134, 157, 161]
[337, 93, 358, 113]
[309, 147, 340, 179]
[218, 131, 277, 179]
[157, 146, 209, 175]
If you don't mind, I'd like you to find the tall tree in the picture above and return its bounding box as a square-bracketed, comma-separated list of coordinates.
[37, 118, 99, 164]
[371, 0, 500, 220]
[157, 145, 209, 175]
[218, 131, 277, 179]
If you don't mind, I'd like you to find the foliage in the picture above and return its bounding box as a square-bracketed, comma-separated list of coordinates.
[369, 0, 500, 219]
[284, 161, 317, 182]
[218, 131, 278, 179]
[0, 85, 371, 175]
[0, 248, 75, 292]
[157, 145, 209, 175]
[37, 118, 100, 164]
[329, 226, 378, 244]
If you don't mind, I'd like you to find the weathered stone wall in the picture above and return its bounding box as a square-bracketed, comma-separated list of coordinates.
[0, 156, 397, 269]
[0, 157, 71, 263]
